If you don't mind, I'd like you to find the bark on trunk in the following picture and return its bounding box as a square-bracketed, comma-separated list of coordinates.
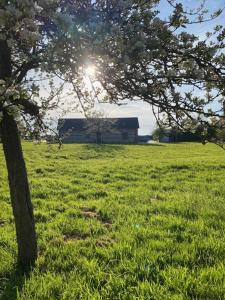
[0, 111, 37, 268]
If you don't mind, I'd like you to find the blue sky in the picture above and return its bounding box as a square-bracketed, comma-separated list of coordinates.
[66, 0, 225, 135]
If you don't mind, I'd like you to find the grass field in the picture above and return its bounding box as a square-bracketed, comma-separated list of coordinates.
[0, 142, 225, 299]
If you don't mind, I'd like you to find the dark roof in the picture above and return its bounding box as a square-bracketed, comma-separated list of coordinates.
[58, 117, 139, 131]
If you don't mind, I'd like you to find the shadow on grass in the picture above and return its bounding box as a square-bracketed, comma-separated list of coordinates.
[136, 143, 165, 147]
[0, 266, 32, 300]
[83, 144, 125, 154]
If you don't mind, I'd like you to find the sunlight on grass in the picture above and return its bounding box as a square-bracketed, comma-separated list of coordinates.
[0, 142, 225, 299]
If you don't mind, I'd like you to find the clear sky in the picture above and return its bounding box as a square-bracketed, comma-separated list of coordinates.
[66, 0, 225, 135]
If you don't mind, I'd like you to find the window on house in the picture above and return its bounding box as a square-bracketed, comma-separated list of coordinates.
[122, 132, 128, 140]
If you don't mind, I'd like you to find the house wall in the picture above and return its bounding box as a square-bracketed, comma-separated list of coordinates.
[60, 129, 138, 144]
[159, 135, 172, 143]
[159, 132, 201, 143]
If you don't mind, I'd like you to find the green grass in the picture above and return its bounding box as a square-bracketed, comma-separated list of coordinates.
[0, 142, 225, 299]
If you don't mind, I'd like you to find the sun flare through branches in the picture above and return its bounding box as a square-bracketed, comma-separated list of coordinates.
[85, 65, 96, 77]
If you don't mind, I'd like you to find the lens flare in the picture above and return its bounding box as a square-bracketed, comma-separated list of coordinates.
[85, 65, 96, 77]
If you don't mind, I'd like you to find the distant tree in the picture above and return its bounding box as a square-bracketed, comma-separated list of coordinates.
[152, 125, 177, 142]
[0, 0, 224, 268]
[152, 126, 166, 141]
[84, 110, 116, 144]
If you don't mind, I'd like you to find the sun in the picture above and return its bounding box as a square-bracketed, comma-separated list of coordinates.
[85, 65, 96, 77]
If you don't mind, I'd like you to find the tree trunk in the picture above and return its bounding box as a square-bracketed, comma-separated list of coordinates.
[0, 111, 37, 268]
[96, 132, 102, 144]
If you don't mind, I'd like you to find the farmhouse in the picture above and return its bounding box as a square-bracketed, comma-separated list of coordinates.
[158, 129, 200, 143]
[58, 117, 139, 144]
